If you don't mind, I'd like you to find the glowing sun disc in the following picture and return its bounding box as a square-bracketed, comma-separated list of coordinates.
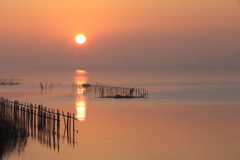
[75, 34, 86, 44]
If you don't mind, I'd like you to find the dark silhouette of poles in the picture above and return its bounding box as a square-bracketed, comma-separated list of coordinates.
[0, 97, 77, 150]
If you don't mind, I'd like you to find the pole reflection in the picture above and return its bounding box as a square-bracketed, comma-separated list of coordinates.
[74, 70, 87, 121]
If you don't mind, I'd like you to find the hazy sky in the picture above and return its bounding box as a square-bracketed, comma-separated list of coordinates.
[1, 0, 240, 71]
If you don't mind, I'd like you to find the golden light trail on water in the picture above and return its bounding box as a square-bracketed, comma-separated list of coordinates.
[74, 70, 88, 121]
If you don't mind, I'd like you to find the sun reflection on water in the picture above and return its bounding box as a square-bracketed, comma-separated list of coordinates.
[76, 98, 86, 121]
[74, 70, 88, 121]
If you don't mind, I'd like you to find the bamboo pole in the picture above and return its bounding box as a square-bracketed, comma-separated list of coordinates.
[73, 113, 75, 133]
[67, 112, 69, 132]
[69, 113, 71, 132]
[62, 111, 66, 128]
[53, 115, 55, 133]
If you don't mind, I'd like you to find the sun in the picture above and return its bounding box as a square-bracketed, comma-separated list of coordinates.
[75, 34, 86, 44]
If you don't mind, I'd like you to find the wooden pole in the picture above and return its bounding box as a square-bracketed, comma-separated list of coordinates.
[62, 111, 66, 128]
[53, 115, 55, 133]
[67, 112, 69, 132]
[73, 113, 75, 133]
[69, 113, 71, 131]
[67, 112, 69, 142]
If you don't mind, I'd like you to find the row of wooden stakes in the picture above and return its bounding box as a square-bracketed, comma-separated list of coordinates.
[75, 83, 148, 98]
[0, 97, 78, 151]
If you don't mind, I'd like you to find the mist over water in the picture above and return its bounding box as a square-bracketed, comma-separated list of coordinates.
[0, 70, 240, 160]
[1, 69, 240, 103]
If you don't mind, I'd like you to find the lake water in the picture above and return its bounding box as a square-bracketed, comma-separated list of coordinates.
[1, 70, 240, 160]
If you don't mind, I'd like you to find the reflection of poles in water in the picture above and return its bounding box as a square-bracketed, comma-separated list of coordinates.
[69, 113, 71, 145]
[0, 99, 27, 159]
[72, 113, 75, 147]
[34, 107, 37, 139]
[62, 111, 76, 146]
[0, 97, 78, 154]
[52, 111, 55, 150]
[57, 130, 60, 152]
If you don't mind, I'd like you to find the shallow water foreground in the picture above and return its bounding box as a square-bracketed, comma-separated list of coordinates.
[1, 70, 240, 160]
[5, 103, 240, 160]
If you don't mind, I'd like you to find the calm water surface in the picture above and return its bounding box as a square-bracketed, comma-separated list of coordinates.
[1, 70, 240, 160]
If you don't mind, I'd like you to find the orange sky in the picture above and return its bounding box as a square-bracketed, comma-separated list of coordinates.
[0, 0, 240, 70]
